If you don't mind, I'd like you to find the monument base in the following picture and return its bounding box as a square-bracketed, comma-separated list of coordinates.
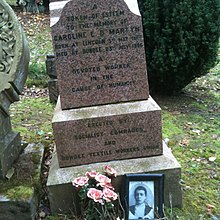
[0, 131, 21, 178]
[53, 96, 163, 168]
[0, 143, 44, 220]
[47, 142, 182, 214]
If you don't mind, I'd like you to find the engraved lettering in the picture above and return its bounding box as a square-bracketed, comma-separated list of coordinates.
[104, 140, 116, 145]
[115, 147, 140, 154]
[55, 44, 68, 49]
[118, 37, 128, 42]
[102, 10, 125, 18]
[53, 32, 86, 41]
[103, 74, 113, 80]
[105, 63, 131, 70]
[109, 27, 128, 35]
[56, 51, 68, 57]
[131, 26, 140, 32]
[67, 15, 88, 21]
[72, 66, 100, 75]
[97, 84, 104, 89]
[79, 23, 93, 28]
[110, 127, 144, 135]
[94, 20, 117, 27]
[72, 86, 91, 93]
[83, 46, 102, 54]
[89, 150, 112, 157]
[74, 132, 104, 140]
[92, 4, 98, 10]
[108, 81, 134, 88]
[82, 38, 105, 46]
[88, 121, 113, 128]
[90, 76, 98, 81]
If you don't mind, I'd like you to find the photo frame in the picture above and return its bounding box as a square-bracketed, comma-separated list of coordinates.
[123, 174, 164, 220]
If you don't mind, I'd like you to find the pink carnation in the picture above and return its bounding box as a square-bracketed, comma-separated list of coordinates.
[86, 171, 98, 178]
[72, 176, 89, 187]
[105, 166, 117, 177]
[95, 174, 111, 184]
[103, 187, 118, 202]
[97, 181, 114, 190]
[87, 188, 103, 204]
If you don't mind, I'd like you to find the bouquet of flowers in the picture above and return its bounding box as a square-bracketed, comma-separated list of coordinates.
[72, 166, 121, 220]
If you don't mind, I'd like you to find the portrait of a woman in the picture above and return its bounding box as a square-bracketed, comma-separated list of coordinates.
[128, 183, 154, 220]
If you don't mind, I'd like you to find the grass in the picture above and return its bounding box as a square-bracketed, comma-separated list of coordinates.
[3, 5, 220, 219]
[10, 97, 54, 146]
[159, 63, 220, 218]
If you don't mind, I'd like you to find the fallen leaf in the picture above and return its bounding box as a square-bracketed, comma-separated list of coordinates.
[206, 204, 215, 215]
[39, 211, 46, 218]
[184, 185, 192, 190]
[213, 134, 218, 139]
[209, 157, 216, 162]
[179, 138, 190, 147]
[192, 129, 201, 135]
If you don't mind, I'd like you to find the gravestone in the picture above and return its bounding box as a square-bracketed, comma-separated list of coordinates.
[46, 54, 59, 103]
[17, 0, 45, 13]
[0, 2, 46, 219]
[47, 0, 182, 214]
[0, 0, 29, 178]
[50, 0, 149, 109]
[51, 0, 162, 167]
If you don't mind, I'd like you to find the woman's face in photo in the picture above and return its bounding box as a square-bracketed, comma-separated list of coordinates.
[135, 189, 146, 205]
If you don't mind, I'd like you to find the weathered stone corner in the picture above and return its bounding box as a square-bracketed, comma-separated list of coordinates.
[0, 143, 45, 220]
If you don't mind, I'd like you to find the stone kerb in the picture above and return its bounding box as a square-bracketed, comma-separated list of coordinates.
[0, 0, 29, 178]
[50, 0, 149, 109]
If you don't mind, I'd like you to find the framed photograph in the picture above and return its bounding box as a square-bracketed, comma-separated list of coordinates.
[123, 174, 164, 220]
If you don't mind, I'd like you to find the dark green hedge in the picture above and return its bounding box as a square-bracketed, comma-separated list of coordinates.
[138, 0, 220, 94]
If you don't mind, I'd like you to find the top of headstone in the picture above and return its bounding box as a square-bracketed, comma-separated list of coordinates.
[0, 0, 29, 95]
[50, 0, 140, 26]
[50, 0, 149, 109]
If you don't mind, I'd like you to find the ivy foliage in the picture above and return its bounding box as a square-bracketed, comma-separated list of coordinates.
[138, 0, 220, 94]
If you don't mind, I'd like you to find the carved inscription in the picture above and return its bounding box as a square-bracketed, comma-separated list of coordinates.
[0, 6, 16, 75]
[51, 0, 149, 108]
[55, 112, 162, 166]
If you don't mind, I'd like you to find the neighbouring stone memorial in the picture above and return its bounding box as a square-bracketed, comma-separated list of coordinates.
[0, 2, 45, 219]
[47, 0, 182, 214]
[46, 54, 59, 103]
[0, 0, 29, 179]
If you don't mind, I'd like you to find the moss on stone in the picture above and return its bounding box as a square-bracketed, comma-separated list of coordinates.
[6, 186, 33, 201]
[0, 143, 44, 204]
[31, 153, 41, 165]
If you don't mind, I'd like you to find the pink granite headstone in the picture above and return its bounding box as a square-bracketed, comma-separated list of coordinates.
[51, 0, 163, 167]
[51, 0, 149, 109]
